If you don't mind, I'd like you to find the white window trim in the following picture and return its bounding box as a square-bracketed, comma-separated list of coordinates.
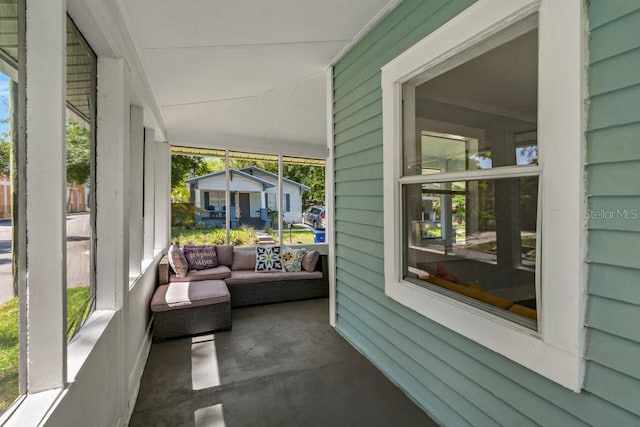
[381, 0, 587, 391]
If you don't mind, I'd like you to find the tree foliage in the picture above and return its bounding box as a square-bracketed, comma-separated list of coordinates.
[0, 134, 10, 178]
[66, 120, 91, 185]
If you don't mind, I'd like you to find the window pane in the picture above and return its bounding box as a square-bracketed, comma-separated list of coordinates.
[403, 28, 538, 176]
[229, 151, 278, 246]
[66, 17, 96, 340]
[404, 177, 538, 328]
[282, 157, 325, 245]
[0, 0, 19, 414]
[171, 151, 227, 245]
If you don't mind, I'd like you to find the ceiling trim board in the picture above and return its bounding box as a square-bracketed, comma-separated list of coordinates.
[329, 0, 402, 65]
[168, 131, 328, 160]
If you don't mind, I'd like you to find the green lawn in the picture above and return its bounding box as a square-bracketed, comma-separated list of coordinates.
[276, 228, 316, 245]
[0, 286, 90, 413]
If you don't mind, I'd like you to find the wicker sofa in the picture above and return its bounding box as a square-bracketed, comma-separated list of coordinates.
[151, 246, 328, 341]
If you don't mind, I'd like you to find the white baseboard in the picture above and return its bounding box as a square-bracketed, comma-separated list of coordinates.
[125, 320, 153, 426]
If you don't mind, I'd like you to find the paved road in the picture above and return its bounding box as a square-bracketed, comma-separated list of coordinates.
[0, 213, 91, 305]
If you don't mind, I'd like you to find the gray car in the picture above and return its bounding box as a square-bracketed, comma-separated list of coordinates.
[302, 206, 326, 230]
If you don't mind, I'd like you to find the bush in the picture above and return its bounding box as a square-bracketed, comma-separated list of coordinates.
[172, 226, 257, 247]
[171, 203, 197, 228]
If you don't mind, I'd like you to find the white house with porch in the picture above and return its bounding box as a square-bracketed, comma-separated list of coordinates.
[186, 166, 309, 227]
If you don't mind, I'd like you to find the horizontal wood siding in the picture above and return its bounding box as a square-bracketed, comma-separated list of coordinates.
[333, 0, 640, 424]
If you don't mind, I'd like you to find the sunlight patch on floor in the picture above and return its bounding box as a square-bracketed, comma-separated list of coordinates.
[191, 334, 220, 390]
[195, 403, 226, 427]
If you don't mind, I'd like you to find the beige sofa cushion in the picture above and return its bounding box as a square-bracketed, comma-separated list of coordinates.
[225, 270, 322, 285]
[216, 245, 234, 266]
[151, 280, 230, 312]
[169, 265, 231, 282]
[231, 250, 256, 270]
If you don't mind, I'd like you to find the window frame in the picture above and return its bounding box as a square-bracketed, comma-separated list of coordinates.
[381, 0, 587, 391]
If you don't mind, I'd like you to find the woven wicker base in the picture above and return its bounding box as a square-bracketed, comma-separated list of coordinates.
[227, 278, 328, 308]
[153, 301, 231, 342]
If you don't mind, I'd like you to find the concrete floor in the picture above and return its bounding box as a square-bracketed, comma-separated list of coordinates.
[130, 298, 438, 427]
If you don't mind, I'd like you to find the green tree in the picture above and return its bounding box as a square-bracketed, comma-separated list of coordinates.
[171, 155, 219, 202]
[0, 134, 10, 177]
[66, 120, 91, 185]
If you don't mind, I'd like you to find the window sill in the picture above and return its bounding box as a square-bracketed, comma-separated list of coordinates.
[67, 309, 117, 381]
[1, 389, 63, 427]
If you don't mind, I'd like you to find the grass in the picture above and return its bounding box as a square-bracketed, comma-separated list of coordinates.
[276, 228, 316, 245]
[0, 297, 19, 414]
[0, 286, 90, 414]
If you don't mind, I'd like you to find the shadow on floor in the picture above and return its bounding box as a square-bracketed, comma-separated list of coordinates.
[130, 298, 438, 427]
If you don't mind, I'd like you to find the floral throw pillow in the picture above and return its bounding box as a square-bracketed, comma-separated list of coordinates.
[168, 245, 189, 277]
[282, 249, 306, 272]
[255, 246, 283, 272]
[183, 245, 218, 270]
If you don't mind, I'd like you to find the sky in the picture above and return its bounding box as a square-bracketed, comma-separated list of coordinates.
[0, 72, 10, 136]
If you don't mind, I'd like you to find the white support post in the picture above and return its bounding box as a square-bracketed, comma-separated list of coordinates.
[95, 57, 129, 312]
[154, 141, 170, 252]
[143, 129, 156, 261]
[225, 151, 230, 244]
[129, 105, 144, 280]
[24, 0, 66, 392]
[325, 66, 337, 327]
[277, 155, 283, 244]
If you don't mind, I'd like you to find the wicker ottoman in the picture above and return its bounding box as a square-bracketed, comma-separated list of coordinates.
[150, 279, 232, 342]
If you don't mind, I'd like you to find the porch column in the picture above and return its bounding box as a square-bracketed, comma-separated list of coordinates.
[260, 190, 269, 227]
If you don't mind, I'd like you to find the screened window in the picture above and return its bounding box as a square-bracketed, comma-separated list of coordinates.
[171, 148, 325, 247]
[65, 16, 97, 340]
[0, 0, 21, 415]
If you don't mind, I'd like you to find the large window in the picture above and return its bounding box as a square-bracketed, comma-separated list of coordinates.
[381, 0, 585, 390]
[0, 0, 20, 415]
[170, 148, 325, 248]
[65, 17, 96, 340]
[402, 27, 540, 330]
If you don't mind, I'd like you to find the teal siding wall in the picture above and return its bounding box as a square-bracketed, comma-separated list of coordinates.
[333, 1, 640, 425]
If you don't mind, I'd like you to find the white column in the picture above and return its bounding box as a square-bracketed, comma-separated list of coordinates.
[325, 66, 337, 327]
[95, 57, 130, 422]
[154, 141, 170, 252]
[143, 129, 156, 261]
[277, 155, 283, 244]
[95, 57, 129, 312]
[225, 151, 230, 244]
[129, 105, 144, 279]
[25, 0, 66, 392]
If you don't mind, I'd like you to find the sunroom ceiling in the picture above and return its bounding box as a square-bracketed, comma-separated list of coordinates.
[121, 0, 396, 157]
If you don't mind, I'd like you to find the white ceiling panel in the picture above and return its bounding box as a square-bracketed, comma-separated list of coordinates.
[124, 0, 392, 48]
[270, 73, 327, 144]
[119, 0, 398, 155]
[164, 85, 292, 139]
[144, 42, 343, 106]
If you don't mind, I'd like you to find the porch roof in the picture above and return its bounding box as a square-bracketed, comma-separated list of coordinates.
[240, 166, 310, 191]
[186, 169, 275, 190]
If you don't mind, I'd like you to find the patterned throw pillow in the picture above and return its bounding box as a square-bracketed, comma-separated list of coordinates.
[168, 245, 189, 277]
[282, 249, 306, 272]
[255, 245, 283, 272]
[183, 245, 218, 270]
